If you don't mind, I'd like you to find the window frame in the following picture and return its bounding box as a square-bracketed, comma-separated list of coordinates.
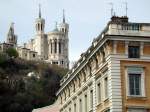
[128, 46, 140, 58]
[79, 98, 82, 112]
[128, 73, 141, 96]
[104, 76, 109, 99]
[74, 103, 76, 112]
[126, 66, 145, 97]
[97, 82, 101, 104]
[84, 94, 87, 112]
[90, 89, 93, 110]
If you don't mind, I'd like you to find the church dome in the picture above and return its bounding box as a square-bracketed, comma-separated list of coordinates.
[52, 28, 59, 32]
[48, 28, 60, 34]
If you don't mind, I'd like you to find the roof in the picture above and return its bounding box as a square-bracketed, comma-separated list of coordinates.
[52, 28, 59, 32]
[32, 100, 60, 112]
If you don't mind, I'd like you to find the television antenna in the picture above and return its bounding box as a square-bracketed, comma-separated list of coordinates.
[109, 2, 114, 17]
[123, 2, 128, 16]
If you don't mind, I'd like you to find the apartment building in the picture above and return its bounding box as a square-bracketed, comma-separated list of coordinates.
[56, 16, 150, 112]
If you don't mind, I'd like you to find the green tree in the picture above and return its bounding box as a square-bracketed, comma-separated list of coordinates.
[6, 48, 18, 58]
[0, 58, 69, 112]
[0, 53, 7, 64]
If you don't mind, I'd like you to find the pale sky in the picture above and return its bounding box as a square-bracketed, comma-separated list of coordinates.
[0, 0, 150, 62]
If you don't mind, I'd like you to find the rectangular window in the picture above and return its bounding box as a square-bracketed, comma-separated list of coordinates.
[128, 46, 140, 58]
[59, 42, 61, 54]
[97, 83, 101, 103]
[129, 74, 141, 95]
[69, 108, 71, 112]
[33, 54, 35, 57]
[104, 77, 108, 99]
[54, 42, 57, 53]
[74, 103, 76, 112]
[127, 67, 145, 97]
[51, 43, 52, 53]
[90, 90, 93, 109]
[84, 95, 87, 112]
[52, 61, 58, 64]
[60, 96, 62, 104]
[79, 99, 82, 112]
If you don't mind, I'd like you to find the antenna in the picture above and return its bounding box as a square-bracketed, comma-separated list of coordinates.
[124, 2, 128, 16]
[109, 2, 114, 17]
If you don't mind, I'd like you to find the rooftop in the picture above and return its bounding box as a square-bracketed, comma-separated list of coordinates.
[57, 16, 150, 95]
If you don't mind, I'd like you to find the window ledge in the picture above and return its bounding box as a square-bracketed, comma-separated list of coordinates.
[89, 109, 93, 112]
[96, 102, 102, 107]
[128, 57, 140, 59]
[127, 95, 147, 99]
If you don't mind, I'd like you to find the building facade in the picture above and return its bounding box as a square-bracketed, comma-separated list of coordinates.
[25, 7, 69, 68]
[56, 16, 150, 112]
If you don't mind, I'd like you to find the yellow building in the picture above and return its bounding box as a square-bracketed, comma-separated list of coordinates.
[56, 16, 150, 112]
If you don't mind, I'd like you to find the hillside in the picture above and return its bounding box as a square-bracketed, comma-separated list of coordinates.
[0, 53, 68, 112]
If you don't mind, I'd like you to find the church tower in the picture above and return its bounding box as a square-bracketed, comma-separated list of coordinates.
[35, 4, 45, 34]
[47, 10, 69, 68]
[7, 23, 17, 46]
[58, 10, 69, 68]
[58, 10, 69, 36]
[35, 4, 48, 60]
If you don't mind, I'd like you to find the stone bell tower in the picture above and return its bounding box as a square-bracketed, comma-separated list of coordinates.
[7, 22, 17, 46]
[58, 10, 69, 68]
[35, 4, 48, 60]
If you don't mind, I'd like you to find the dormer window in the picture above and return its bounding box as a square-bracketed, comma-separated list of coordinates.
[128, 46, 140, 58]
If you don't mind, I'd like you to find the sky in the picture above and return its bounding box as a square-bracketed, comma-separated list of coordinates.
[0, 0, 150, 62]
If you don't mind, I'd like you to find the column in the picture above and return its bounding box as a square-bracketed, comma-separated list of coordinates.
[140, 42, 144, 56]
[49, 40, 52, 54]
[92, 76, 96, 112]
[52, 40, 55, 54]
[77, 97, 79, 112]
[125, 41, 129, 55]
[87, 86, 90, 112]
[57, 39, 59, 54]
[113, 40, 117, 54]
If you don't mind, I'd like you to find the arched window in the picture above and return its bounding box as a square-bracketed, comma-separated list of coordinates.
[50, 41, 53, 53]
[41, 24, 43, 31]
[59, 42, 61, 54]
[38, 23, 40, 31]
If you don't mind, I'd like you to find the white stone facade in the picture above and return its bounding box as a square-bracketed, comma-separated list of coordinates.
[25, 8, 69, 68]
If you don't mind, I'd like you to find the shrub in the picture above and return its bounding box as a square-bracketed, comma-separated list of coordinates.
[6, 48, 18, 58]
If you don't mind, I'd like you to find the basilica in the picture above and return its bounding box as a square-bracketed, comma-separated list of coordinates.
[0, 6, 69, 68]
